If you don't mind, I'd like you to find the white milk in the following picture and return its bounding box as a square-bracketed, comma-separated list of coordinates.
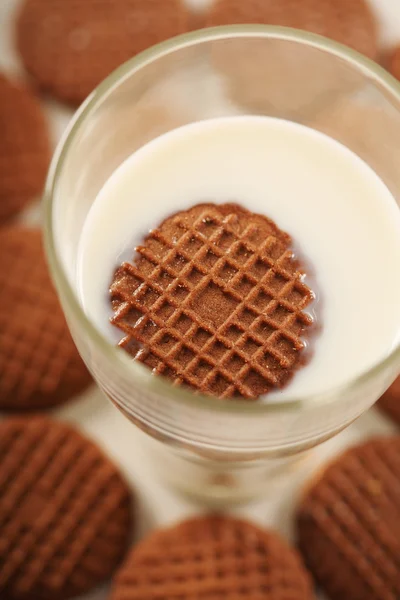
[77, 116, 400, 400]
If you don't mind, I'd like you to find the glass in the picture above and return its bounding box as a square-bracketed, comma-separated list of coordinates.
[44, 26, 400, 504]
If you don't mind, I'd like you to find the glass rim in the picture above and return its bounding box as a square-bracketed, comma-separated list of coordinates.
[44, 24, 400, 417]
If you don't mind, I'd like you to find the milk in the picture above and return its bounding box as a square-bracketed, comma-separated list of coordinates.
[77, 116, 400, 400]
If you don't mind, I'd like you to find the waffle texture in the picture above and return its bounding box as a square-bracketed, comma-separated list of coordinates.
[0, 227, 91, 410]
[111, 515, 314, 600]
[206, 0, 378, 59]
[0, 416, 133, 599]
[297, 437, 400, 600]
[110, 203, 315, 399]
[0, 74, 50, 223]
[16, 0, 190, 105]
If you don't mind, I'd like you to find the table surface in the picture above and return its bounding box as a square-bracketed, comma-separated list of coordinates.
[1, 0, 399, 598]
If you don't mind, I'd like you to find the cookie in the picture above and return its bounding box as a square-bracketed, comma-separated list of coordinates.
[0, 74, 50, 224]
[206, 0, 377, 117]
[388, 45, 400, 81]
[110, 515, 313, 600]
[0, 227, 92, 411]
[0, 416, 133, 600]
[297, 437, 400, 600]
[16, 0, 190, 105]
[207, 0, 378, 59]
[378, 376, 400, 425]
[110, 203, 315, 399]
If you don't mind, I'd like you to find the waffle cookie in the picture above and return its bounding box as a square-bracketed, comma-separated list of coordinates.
[0, 227, 92, 411]
[297, 437, 400, 600]
[206, 0, 378, 59]
[110, 203, 315, 400]
[206, 0, 377, 117]
[0, 416, 132, 600]
[378, 376, 400, 425]
[0, 74, 50, 223]
[16, 0, 190, 105]
[110, 515, 313, 600]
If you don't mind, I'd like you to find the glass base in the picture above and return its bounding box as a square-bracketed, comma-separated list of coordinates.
[140, 434, 312, 506]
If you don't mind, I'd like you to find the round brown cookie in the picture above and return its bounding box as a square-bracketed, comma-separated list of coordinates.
[110, 203, 316, 400]
[110, 515, 313, 600]
[206, 0, 378, 59]
[206, 0, 377, 118]
[378, 376, 400, 425]
[0, 227, 92, 411]
[297, 437, 400, 600]
[388, 45, 400, 81]
[16, 0, 190, 105]
[0, 74, 50, 223]
[0, 416, 133, 600]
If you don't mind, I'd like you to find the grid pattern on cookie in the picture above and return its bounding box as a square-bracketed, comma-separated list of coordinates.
[17, 0, 190, 104]
[0, 418, 131, 599]
[0, 228, 91, 409]
[110, 204, 314, 399]
[0, 75, 50, 222]
[111, 516, 312, 600]
[297, 438, 400, 600]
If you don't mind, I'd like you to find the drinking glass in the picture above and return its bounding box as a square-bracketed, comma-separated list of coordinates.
[44, 26, 400, 504]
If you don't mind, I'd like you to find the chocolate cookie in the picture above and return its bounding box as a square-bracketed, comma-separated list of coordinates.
[110, 203, 315, 400]
[16, 0, 190, 105]
[110, 515, 313, 600]
[206, 0, 378, 59]
[378, 376, 400, 425]
[0, 227, 92, 411]
[206, 0, 377, 117]
[297, 437, 400, 600]
[0, 416, 133, 600]
[0, 74, 50, 223]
